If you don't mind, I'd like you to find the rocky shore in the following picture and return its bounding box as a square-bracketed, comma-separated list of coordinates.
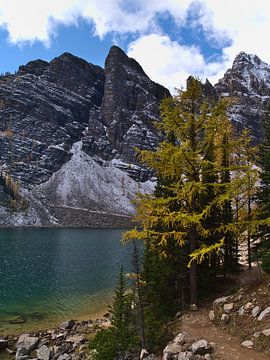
[0, 317, 111, 360]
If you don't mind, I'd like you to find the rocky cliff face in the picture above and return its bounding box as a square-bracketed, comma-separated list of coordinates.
[0, 46, 168, 226]
[215, 51, 270, 137]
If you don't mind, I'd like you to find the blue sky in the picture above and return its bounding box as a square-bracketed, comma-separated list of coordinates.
[0, 0, 269, 91]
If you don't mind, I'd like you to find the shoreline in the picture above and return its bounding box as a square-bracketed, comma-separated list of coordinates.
[0, 305, 111, 337]
[0, 314, 112, 359]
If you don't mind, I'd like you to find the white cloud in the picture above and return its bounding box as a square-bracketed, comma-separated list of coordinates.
[0, 0, 193, 43]
[127, 33, 229, 92]
[1, 0, 270, 89]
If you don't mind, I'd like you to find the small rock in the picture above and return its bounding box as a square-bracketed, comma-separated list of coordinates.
[223, 303, 234, 313]
[261, 329, 270, 336]
[191, 340, 211, 355]
[208, 311, 215, 322]
[36, 345, 50, 360]
[9, 316, 26, 324]
[164, 342, 183, 355]
[241, 340, 254, 349]
[220, 314, 229, 324]
[204, 354, 212, 360]
[59, 320, 76, 330]
[258, 307, 270, 321]
[140, 349, 150, 360]
[65, 335, 84, 346]
[244, 302, 253, 310]
[178, 351, 193, 360]
[252, 332, 261, 339]
[0, 338, 8, 349]
[238, 306, 245, 316]
[213, 296, 231, 308]
[58, 354, 71, 360]
[144, 355, 156, 360]
[173, 332, 192, 346]
[252, 306, 261, 318]
[6, 348, 15, 355]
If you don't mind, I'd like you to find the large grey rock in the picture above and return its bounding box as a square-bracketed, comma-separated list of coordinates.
[258, 307, 270, 321]
[37, 345, 51, 360]
[190, 340, 211, 355]
[16, 334, 39, 351]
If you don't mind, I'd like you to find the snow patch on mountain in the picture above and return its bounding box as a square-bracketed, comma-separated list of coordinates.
[36, 141, 155, 216]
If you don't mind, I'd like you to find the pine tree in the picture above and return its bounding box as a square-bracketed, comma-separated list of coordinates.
[124, 78, 261, 307]
[109, 266, 132, 352]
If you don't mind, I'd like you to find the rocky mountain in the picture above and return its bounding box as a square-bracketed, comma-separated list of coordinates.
[0, 46, 168, 226]
[215, 51, 270, 137]
[0, 48, 270, 227]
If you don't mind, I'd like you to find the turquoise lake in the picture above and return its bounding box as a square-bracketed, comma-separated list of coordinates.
[0, 228, 135, 334]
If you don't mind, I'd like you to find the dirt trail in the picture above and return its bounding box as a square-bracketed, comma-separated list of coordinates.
[181, 305, 269, 360]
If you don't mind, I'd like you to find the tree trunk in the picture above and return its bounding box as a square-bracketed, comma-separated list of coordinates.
[190, 230, 197, 306]
[247, 195, 252, 269]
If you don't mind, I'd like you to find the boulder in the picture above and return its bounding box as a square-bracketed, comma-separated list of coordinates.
[16, 334, 39, 351]
[258, 307, 270, 321]
[190, 340, 211, 355]
[241, 340, 254, 349]
[37, 345, 50, 360]
[15, 347, 30, 360]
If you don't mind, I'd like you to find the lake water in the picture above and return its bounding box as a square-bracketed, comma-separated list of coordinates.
[0, 228, 135, 334]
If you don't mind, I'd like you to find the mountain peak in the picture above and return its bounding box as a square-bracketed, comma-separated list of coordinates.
[233, 51, 267, 68]
[105, 45, 147, 78]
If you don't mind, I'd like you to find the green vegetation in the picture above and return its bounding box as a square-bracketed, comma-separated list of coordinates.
[90, 79, 270, 355]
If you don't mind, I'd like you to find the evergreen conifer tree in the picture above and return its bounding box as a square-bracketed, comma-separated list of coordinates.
[124, 78, 260, 307]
